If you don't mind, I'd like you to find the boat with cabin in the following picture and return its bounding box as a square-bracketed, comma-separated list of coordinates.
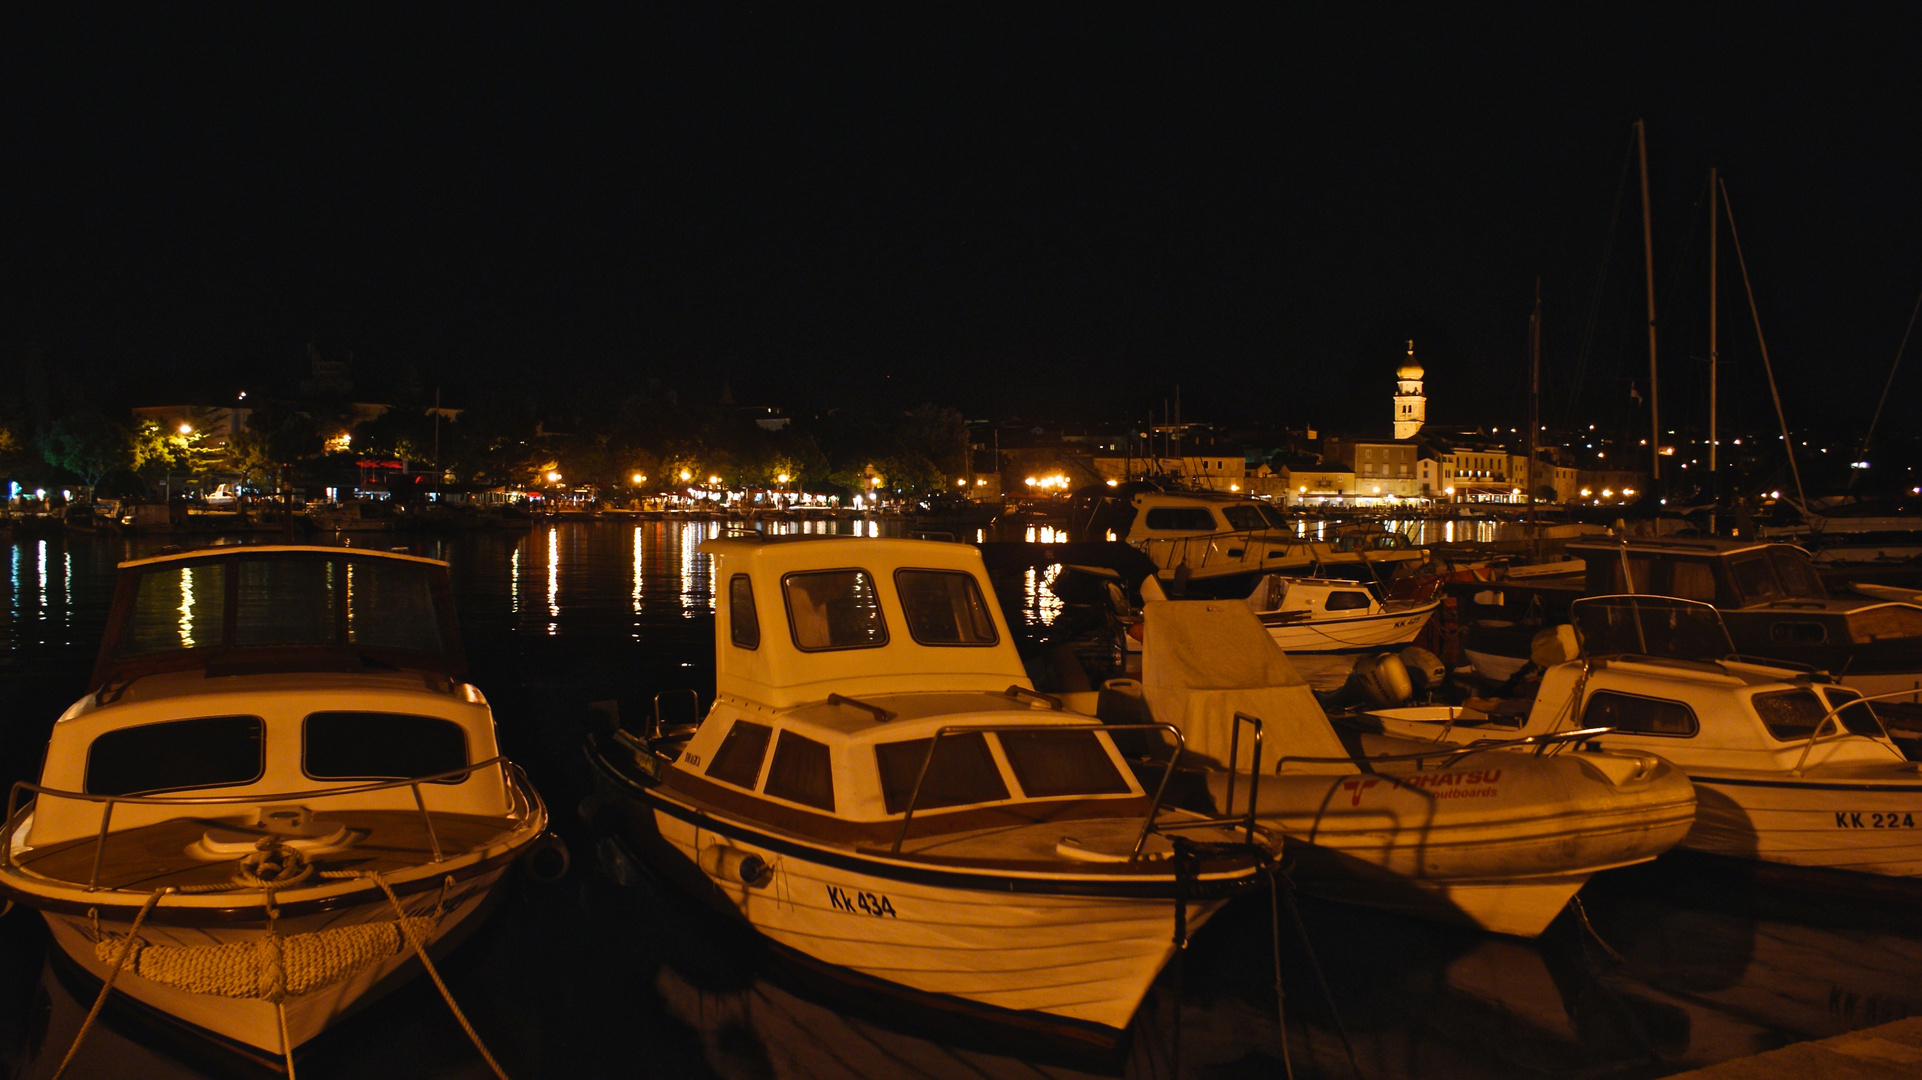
[0, 546, 551, 1071]
[1244, 574, 1440, 653]
[1456, 538, 1922, 704]
[583, 536, 1265, 1047]
[1376, 595, 1922, 880]
[1069, 483, 1425, 597]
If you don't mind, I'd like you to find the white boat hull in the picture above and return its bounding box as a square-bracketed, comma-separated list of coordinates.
[1262, 604, 1437, 653]
[653, 810, 1219, 1033]
[39, 867, 504, 1057]
[1685, 774, 1922, 875]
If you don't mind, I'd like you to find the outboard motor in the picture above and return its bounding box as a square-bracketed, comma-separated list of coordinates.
[1398, 646, 1446, 697]
[1351, 652, 1415, 709]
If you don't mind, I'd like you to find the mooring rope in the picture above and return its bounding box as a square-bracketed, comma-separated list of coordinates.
[369, 871, 511, 1080]
[52, 886, 170, 1080]
[1269, 866, 1295, 1080]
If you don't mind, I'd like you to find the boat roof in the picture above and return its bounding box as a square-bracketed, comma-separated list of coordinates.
[90, 545, 466, 690]
[116, 544, 449, 570]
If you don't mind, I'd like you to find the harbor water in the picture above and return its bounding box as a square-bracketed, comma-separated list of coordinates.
[4, 524, 1922, 1079]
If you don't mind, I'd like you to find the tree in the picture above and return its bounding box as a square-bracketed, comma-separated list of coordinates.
[37, 414, 131, 486]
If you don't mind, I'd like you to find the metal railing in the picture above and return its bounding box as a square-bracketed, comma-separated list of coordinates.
[1788, 688, 1921, 776]
[886, 718, 1262, 860]
[1137, 529, 1306, 575]
[6, 756, 531, 893]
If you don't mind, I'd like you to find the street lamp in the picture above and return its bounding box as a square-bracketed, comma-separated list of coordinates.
[632, 473, 646, 485]
[547, 471, 562, 484]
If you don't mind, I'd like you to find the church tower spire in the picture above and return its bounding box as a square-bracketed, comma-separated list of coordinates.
[1393, 339, 1426, 440]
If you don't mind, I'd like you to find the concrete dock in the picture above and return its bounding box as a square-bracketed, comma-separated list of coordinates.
[1670, 1017, 1922, 1079]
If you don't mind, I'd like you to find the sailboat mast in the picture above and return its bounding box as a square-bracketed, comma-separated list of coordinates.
[1709, 168, 1719, 480]
[1636, 119, 1660, 482]
[1528, 277, 1540, 526]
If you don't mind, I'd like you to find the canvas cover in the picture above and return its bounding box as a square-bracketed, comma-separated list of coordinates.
[1140, 599, 1352, 773]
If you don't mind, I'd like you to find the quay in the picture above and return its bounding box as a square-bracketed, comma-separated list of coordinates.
[1671, 1018, 1922, 1079]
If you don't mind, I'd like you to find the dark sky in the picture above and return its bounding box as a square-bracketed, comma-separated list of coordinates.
[6, 5, 1919, 436]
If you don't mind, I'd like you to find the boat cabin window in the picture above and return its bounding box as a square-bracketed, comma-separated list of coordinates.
[707, 721, 774, 789]
[1221, 506, 1268, 532]
[1142, 508, 1218, 532]
[127, 565, 229, 654]
[729, 574, 760, 650]
[1599, 554, 1657, 594]
[1326, 590, 1372, 612]
[343, 559, 445, 654]
[1670, 561, 1718, 603]
[1728, 550, 1825, 606]
[85, 715, 265, 796]
[762, 730, 835, 811]
[894, 570, 998, 646]
[1823, 688, 1889, 739]
[1752, 689, 1844, 741]
[1769, 548, 1826, 600]
[1769, 621, 1829, 646]
[1580, 691, 1698, 737]
[875, 732, 1010, 814]
[783, 570, 888, 652]
[303, 712, 469, 782]
[1257, 504, 1291, 530]
[119, 555, 446, 658]
[998, 730, 1132, 798]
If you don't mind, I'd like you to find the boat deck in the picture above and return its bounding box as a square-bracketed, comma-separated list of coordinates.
[9, 810, 522, 893]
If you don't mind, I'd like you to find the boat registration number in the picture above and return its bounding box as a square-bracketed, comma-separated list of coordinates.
[1836, 812, 1916, 829]
[826, 884, 896, 917]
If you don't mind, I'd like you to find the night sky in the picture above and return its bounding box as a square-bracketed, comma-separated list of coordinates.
[6, 6, 1919, 436]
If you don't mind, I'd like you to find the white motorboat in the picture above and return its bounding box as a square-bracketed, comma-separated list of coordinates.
[1092, 598, 1696, 937]
[584, 536, 1264, 1047]
[1069, 485, 1426, 597]
[1244, 574, 1439, 653]
[0, 546, 550, 1071]
[1376, 595, 1922, 879]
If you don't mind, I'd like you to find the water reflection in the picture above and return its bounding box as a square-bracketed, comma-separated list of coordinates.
[10, 526, 1922, 1079]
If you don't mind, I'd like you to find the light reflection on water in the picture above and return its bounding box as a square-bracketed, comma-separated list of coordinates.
[12, 525, 1921, 1079]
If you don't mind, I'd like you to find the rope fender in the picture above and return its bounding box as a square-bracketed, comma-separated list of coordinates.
[94, 916, 437, 1001]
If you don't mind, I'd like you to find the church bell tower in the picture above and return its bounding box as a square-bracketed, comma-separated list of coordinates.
[1394, 340, 1425, 440]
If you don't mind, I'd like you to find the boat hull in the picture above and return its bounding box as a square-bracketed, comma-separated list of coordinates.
[1239, 752, 1697, 936]
[1685, 774, 1922, 875]
[37, 866, 505, 1057]
[647, 806, 1220, 1034]
[1262, 603, 1438, 653]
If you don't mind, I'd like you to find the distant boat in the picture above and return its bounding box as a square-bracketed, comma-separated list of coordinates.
[1243, 574, 1440, 653]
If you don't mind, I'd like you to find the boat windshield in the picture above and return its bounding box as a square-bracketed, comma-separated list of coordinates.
[103, 551, 458, 681]
[1752, 689, 1839, 741]
[1728, 548, 1827, 605]
[1572, 595, 1735, 661]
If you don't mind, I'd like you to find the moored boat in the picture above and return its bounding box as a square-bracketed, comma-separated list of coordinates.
[1376, 595, 1922, 879]
[1244, 573, 1439, 653]
[1095, 598, 1696, 937]
[584, 536, 1264, 1046]
[0, 545, 551, 1071]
